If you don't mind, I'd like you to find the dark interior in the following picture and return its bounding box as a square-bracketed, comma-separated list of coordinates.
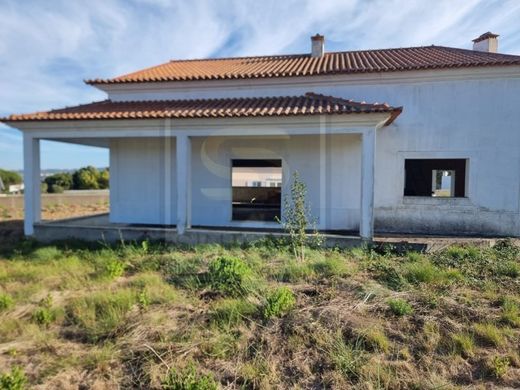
[404, 158, 466, 197]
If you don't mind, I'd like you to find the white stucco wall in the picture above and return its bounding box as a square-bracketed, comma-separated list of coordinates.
[105, 67, 520, 236]
[110, 138, 177, 225]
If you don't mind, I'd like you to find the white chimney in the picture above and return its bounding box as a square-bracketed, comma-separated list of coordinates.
[311, 34, 325, 57]
[472, 32, 499, 53]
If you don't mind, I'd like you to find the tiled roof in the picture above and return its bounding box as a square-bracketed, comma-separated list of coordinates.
[85, 46, 520, 84]
[1, 93, 402, 125]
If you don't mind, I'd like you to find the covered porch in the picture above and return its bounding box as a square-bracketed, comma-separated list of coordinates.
[10, 93, 402, 243]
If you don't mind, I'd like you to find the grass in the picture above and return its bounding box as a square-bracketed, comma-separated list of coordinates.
[473, 323, 508, 347]
[0, 238, 519, 388]
[451, 332, 475, 358]
[387, 298, 414, 316]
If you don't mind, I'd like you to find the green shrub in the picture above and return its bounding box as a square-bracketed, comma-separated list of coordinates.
[162, 364, 218, 390]
[97, 258, 126, 279]
[31, 307, 55, 327]
[210, 298, 258, 328]
[0, 366, 26, 390]
[387, 298, 413, 316]
[0, 294, 14, 311]
[208, 256, 253, 296]
[487, 355, 510, 378]
[31, 246, 62, 261]
[262, 287, 296, 319]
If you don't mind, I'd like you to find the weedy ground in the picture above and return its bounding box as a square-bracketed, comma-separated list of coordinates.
[0, 237, 519, 389]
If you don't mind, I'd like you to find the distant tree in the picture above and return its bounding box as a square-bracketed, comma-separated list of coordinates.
[0, 169, 22, 192]
[97, 169, 109, 189]
[44, 172, 72, 193]
[72, 166, 100, 190]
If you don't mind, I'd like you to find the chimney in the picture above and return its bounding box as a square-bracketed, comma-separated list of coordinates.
[311, 34, 325, 57]
[472, 32, 499, 53]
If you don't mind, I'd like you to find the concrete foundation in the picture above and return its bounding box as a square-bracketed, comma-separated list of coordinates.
[32, 214, 501, 251]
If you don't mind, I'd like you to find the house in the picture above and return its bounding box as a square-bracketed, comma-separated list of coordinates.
[2, 32, 520, 242]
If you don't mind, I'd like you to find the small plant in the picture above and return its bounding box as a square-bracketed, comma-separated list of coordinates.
[262, 287, 296, 319]
[31, 246, 62, 261]
[0, 366, 26, 390]
[277, 172, 322, 261]
[208, 256, 253, 297]
[102, 258, 126, 279]
[0, 293, 14, 311]
[487, 355, 510, 378]
[31, 294, 55, 327]
[137, 289, 150, 308]
[162, 364, 218, 390]
[387, 298, 413, 316]
[31, 307, 55, 327]
[451, 332, 475, 358]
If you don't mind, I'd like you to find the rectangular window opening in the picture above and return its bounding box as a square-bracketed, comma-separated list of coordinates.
[404, 159, 466, 197]
[232, 159, 282, 221]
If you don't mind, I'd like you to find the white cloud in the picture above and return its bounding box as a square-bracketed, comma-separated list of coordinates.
[0, 0, 519, 169]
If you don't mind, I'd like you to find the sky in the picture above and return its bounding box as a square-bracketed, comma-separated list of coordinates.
[1, 0, 520, 171]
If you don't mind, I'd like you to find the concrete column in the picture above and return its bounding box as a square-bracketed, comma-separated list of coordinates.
[23, 134, 41, 236]
[176, 134, 191, 234]
[360, 128, 376, 240]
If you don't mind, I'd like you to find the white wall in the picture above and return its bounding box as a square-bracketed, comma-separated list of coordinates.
[106, 68, 520, 235]
[110, 138, 177, 225]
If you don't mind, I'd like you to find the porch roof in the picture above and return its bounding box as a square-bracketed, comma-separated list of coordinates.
[1, 93, 402, 126]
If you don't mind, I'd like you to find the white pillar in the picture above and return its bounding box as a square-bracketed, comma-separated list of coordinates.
[360, 128, 376, 240]
[176, 134, 191, 234]
[23, 134, 41, 236]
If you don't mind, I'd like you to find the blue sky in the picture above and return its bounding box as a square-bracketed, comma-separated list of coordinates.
[1, 0, 520, 170]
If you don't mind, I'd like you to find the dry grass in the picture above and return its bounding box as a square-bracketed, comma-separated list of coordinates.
[0, 239, 519, 389]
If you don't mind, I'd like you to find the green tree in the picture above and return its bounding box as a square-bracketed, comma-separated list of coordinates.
[277, 171, 322, 261]
[0, 169, 22, 192]
[44, 172, 73, 193]
[97, 169, 109, 189]
[72, 166, 100, 190]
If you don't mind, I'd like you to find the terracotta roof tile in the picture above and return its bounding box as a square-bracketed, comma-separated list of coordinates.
[1, 93, 402, 125]
[85, 46, 520, 85]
